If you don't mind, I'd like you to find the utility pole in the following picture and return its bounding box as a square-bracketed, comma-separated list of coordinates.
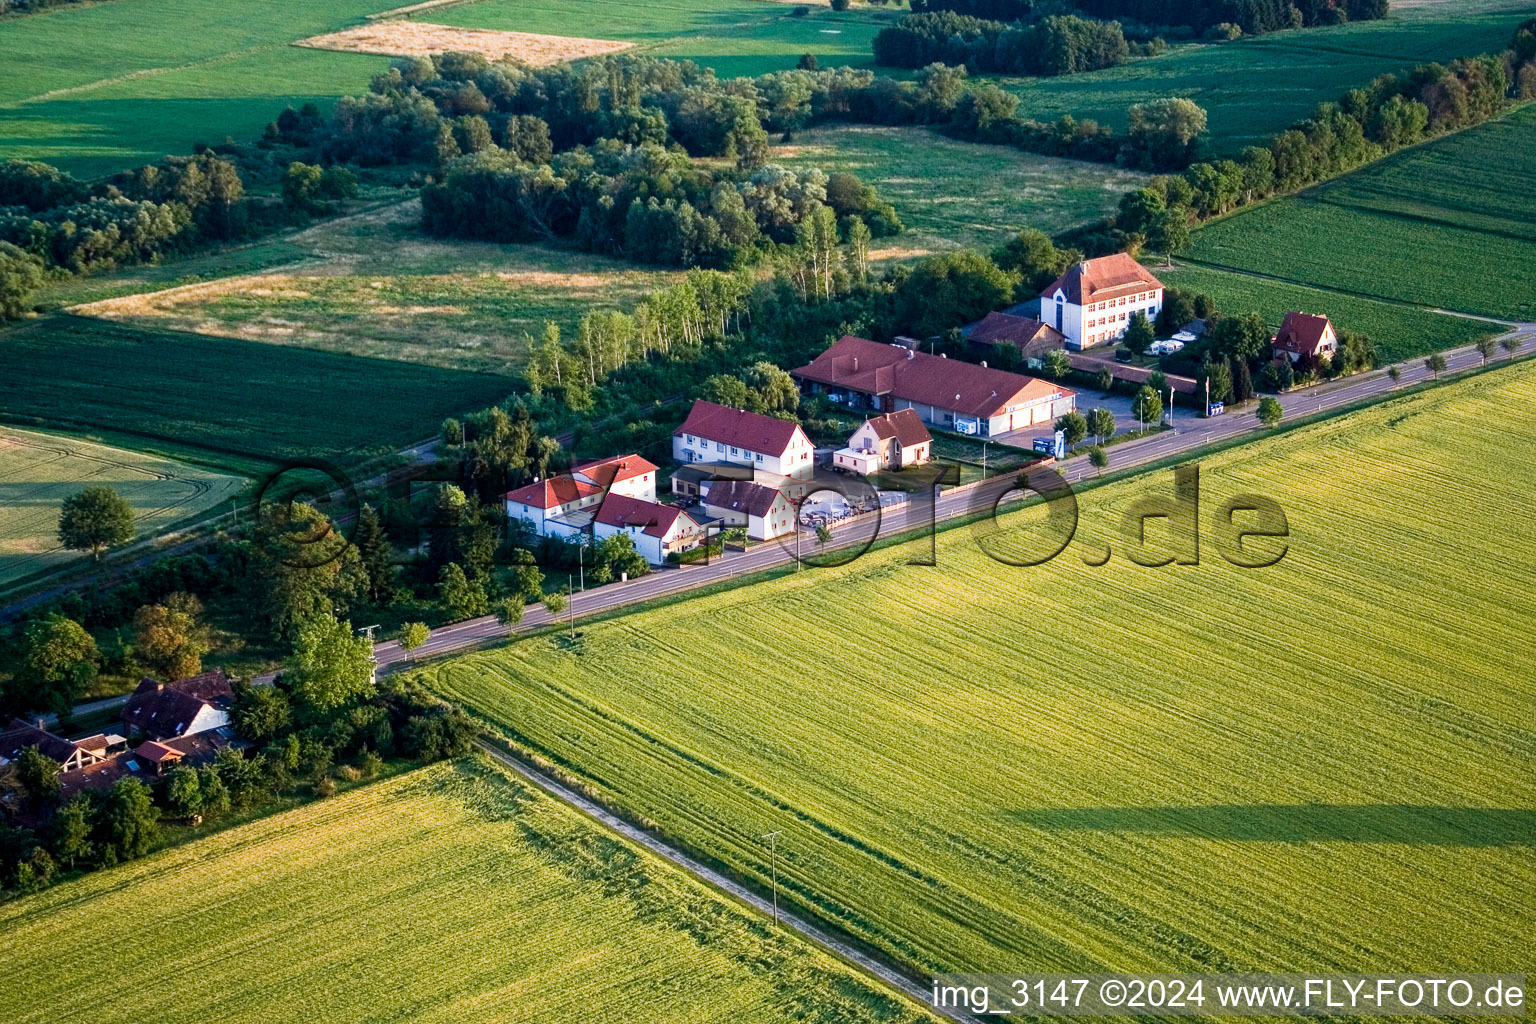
[759, 830, 783, 927]
[567, 574, 575, 639]
[982, 439, 989, 477]
[1167, 385, 1175, 433]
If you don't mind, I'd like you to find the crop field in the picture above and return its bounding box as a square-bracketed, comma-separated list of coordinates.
[420, 0, 893, 80]
[993, 7, 1535, 153]
[0, 0, 890, 176]
[0, 427, 243, 587]
[0, 758, 937, 1024]
[0, 316, 513, 470]
[1157, 264, 1496, 362]
[65, 200, 683, 374]
[430, 360, 1536, 982]
[1183, 106, 1536, 322]
[771, 126, 1150, 254]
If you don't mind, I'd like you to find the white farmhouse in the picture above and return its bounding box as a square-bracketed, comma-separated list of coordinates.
[700, 480, 797, 541]
[592, 493, 704, 565]
[838, 408, 932, 474]
[672, 400, 815, 478]
[1041, 254, 1165, 351]
[504, 454, 660, 540]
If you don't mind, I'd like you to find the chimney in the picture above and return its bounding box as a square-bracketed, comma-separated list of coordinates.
[940, 353, 947, 359]
[156, 682, 165, 692]
[980, 360, 988, 368]
[852, 356, 858, 371]
[906, 349, 915, 360]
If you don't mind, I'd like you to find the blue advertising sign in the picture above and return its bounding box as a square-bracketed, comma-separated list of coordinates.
[1207, 402, 1226, 417]
[1034, 431, 1067, 459]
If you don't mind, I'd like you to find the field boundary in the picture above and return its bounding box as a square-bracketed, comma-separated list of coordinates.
[474, 737, 969, 1024]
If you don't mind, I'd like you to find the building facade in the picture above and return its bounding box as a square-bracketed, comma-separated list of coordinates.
[672, 401, 815, 478]
[1041, 254, 1165, 351]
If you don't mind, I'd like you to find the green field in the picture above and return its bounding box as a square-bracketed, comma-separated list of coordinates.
[0, 758, 936, 1024]
[772, 125, 1150, 254]
[0, 315, 513, 469]
[0, 0, 395, 176]
[1157, 265, 1497, 361]
[419, 0, 892, 80]
[1183, 105, 1536, 322]
[0, 0, 892, 178]
[429, 360, 1536, 982]
[0, 426, 244, 587]
[61, 199, 682, 374]
[994, 6, 1536, 153]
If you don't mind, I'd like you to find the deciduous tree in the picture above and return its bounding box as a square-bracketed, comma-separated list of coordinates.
[58, 485, 134, 561]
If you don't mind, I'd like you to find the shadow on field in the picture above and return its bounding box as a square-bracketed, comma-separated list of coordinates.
[1012, 805, 1536, 846]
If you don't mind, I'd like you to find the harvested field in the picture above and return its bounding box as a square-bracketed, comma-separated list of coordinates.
[296, 22, 632, 64]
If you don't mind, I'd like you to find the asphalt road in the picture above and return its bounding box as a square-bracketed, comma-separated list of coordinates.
[380, 329, 1533, 671]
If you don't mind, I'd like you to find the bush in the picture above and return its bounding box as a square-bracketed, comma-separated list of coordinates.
[830, 0, 851, 8]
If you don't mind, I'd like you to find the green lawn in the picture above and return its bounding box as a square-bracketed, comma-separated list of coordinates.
[0, 315, 513, 470]
[0, 426, 244, 587]
[770, 125, 1151, 254]
[0, 758, 938, 1024]
[421, 0, 894, 79]
[992, 7, 1536, 154]
[429, 360, 1536, 983]
[1156, 265, 1497, 362]
[1183, 105, 1536, 323]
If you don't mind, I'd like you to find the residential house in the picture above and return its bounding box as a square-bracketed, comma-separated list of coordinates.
[121, 669, 234, 742]
[699, 480, 797, 541]
[672, 401, 815, 478]
[503, 454, 659, 541]
[836, 409, 931, 474]
[965, 311, 1068, 363]
[793, 335, 1076, 436]
[1272, 311, 1339, 365]
[1040, 254, 1164, 351]
[58, 728, 241, 800]
[1, 719, 126, 773]
[592, 492, 705, 565]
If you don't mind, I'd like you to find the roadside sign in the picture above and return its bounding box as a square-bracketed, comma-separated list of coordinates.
[1033, 431, 1066, 459]
[1207, 402, 1225, 417]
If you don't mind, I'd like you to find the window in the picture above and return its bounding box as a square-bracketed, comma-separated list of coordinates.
[686, 434, 694, 444]
[755, 453, 764, 462]
[716, 442, 724, 452]
[730, 446, 739, 455]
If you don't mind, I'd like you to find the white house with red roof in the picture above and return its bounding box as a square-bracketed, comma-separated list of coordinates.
[699, 480, 797, 541]
[1272, 311, 1338, 365]
[504, 454, 660, 540]
[672, 400, 815, 478]
[840, 408, 932, 473]
[592, 492, 704, 564]
[793, 336, 1075, 436]
[1040, 254, 1164, 350]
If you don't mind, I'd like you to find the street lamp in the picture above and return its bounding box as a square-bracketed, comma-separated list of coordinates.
[759, 830, 783, 926]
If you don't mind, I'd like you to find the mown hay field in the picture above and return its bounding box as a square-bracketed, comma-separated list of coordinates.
[0, 758, 938, 1024]
[0, 316, 513, 470]
[771, 125, 1150, 255]
[296, 22, 634, 64]
[993, 7, 1535, 154]
[1184, 105, 1536, 322]
[1156, 264, 1496, 362]
[0, 427, 243, 587]
[431, 360, 1536, 984]
[64, 199, 683, 374]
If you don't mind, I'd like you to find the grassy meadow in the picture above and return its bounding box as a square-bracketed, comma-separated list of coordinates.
[1156, 264, 1496, 362]
[0, 316, 513, 469]
[0, 758, 938, 1024]
[1184, 105, 1536, 323]
[0, 427, 244, 587]
[429, 359, 1536, 983]
[993, 6, 1536, 153]
[63, 199, 683, 374]
[771, 125, 1150, 254]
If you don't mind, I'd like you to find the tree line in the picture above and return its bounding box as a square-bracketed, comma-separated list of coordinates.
[910, 0, 1388, 38]
[872, 11, 1137, 76]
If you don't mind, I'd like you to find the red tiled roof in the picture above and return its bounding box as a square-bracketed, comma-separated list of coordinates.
[595, 493, 696, 539]
[572, 454, 659, 488]
[504, 476, 604, 510]
[1042, 254, 1164, 305]
[863, 408, 931, 448]
[794, 336, 1071, 419]
[1, 719, 79, 764]
[673, 400, 805, 457]
[135, 740, 182, 763]
[967, 312, 1065, 353]
[702, 480, 785, 519]
[1273, 312, 1335, 356]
